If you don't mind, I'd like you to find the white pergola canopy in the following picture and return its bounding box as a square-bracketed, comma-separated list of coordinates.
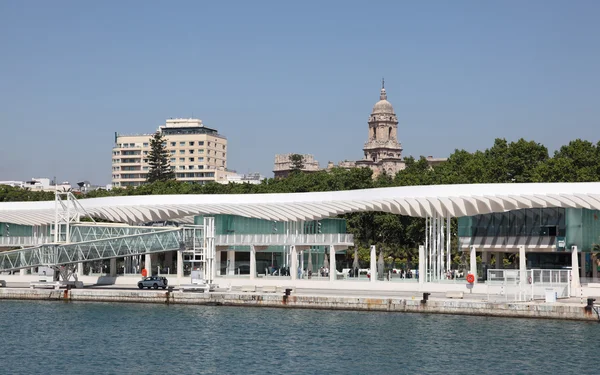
[1, 182, 600, 226]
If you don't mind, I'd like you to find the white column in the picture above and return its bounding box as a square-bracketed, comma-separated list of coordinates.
[290, 245, 297, 281]
[250, 245, 257, 280]
[518, 245, 526, 286]
[216, 250, 222, 276]
[77, 262, 84, 277]
[19, 268, 26, 276]
[110, 258, 117, 277]
[470, 246, 477, 284]
[227, 250, 235, 275]
[495, 252, 502, 269]
[329, 246, 336, 282]
[418, 245, 425, 285]
[177, 250, 183, 280]
[144, 253, 151, 277]
[370, 245, 376, 283]
[446, 216, 451, 273]
[571, 246, 580, 289]
[300, 250, 304, 279]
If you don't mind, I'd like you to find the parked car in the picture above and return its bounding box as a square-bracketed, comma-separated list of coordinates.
[138, 276, 168, 290]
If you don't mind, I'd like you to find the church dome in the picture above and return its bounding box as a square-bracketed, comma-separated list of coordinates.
[371, 87, 395, 114]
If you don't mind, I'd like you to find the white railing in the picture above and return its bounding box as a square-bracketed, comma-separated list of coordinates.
[0, 236, 52, 247]
[486, 269, 571, 302]
[214, 233, 354, 246]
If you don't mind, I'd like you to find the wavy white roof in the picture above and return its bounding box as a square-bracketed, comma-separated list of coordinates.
[1, 182, 600, 226]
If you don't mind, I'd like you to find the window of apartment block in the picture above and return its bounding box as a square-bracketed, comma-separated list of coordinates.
[170, 158, 176, 163]
[189, 165, 195, 170]
[170, 166, 175, 171]
[170, 142, 176, 147]
[129, 143, 134, 147]
[199, 141, 204, 146]
[179, 166, 185, 170]
[198, 165, 204, 170]
[179, 142, 185, 146]
[189, 157, 195, 162]
[189, 141, 195, 146]
[179, 150, 185, 154]
[143, 151, 148, 155]
[208, 142, 211, 146]
[198, 157, 204, 161]
[143, 159, 148, 163]
[198, 149, 204, 153]
[143, 166, 149, 171]
[161, 142, 166, 147]
[179, 158, 185, 162]
[143, 143, 149, 147]
[189, 149, 194, 154]
[170, 150, 175, 154]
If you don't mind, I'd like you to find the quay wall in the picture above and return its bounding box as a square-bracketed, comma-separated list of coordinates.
[0, 288, 597, 322]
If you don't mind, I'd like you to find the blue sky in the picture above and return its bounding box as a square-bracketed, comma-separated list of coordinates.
[1, 1, 599, 185]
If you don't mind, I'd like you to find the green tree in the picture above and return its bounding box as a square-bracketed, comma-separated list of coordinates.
[289, 154, 305, 173]
[146, 132, 174, 183]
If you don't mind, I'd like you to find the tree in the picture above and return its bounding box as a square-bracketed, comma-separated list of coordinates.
[146, 131, 174, 183]
[289, 154, 305, 173]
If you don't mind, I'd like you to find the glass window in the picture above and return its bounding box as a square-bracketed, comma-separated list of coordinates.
[170, 142, 176, 147]
[189, 149, 194, 154]
[179, 150, 185, 154]
[180, 142, 185, 146]
[198, 157, 204, 161]
[189, 157, 195, 162]
[179, 158, 185, 162]
[198, 149, 204, 153]
[170, 150, 175, 154]
[199, 141, 204, 146]
[170, 158, 175, 162]
[189, 141, 195, 146]
[143, 143, 149, 147]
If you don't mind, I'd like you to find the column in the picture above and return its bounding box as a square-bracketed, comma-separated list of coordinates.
[469, 246, 477, 284]
[571, 246, 580, 289]
[370, 245, 376, 283]
[580, 252, 587, 279]
[227, 250, 235, 275]
[110, 258, 117, 277]
[151, 253, 159, 274]
[518, 245, 526, 286]
[290, 245, 298, 281]
[216, 250, 222, 276]
[495, 252, 502, 269]
[144, 253, 151, 277]
[177, 250, 184, 280]
[77, 262, 84, 277]
[300, 251, 304, 279]
[418, 245, 425, 285]
[250, 245, 257, 280]
[19, 268, 26, 276]
[329, 246, 336, 282]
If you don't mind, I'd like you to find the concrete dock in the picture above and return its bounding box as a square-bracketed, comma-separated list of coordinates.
[1, 286, 598, 322]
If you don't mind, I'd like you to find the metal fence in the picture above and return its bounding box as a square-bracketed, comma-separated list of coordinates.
[486, 269, 571, 302]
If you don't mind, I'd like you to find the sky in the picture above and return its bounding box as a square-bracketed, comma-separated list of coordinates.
[0, 1, 599, 185]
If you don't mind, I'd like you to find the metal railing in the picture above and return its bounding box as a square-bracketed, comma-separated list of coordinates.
[214, 233, 354, 246]
[0, 236, 52, 247]
[486, 268, 571, 302]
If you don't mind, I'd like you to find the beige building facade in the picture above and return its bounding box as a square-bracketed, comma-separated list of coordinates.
[273, 153, 321, 178]
[112, 118, 230, 187]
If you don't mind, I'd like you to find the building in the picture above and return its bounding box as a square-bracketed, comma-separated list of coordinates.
[218, 172, 266, 185]
[273, 153, 321, 178]
[112, 118, 230, 187]
[458, 207, 600, 277]
[355, 81, 405, 177]
[0, 178, 71, 192]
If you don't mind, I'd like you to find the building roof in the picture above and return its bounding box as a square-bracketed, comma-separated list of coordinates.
[1, 182, 600, 226]
[372, 86, 395, 114]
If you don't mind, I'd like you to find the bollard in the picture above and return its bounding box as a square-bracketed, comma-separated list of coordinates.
[421, 292, 431, 304]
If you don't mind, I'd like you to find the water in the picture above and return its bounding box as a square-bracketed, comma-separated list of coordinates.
[0, 300, 598, 375]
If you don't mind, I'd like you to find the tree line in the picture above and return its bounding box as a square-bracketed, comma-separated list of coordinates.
[2, 138, 600, 267]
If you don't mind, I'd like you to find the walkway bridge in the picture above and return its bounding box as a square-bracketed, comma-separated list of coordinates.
[0, 223, 354, 272]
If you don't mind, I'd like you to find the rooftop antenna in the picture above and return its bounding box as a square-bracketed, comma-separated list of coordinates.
[382, 77, 385, 89]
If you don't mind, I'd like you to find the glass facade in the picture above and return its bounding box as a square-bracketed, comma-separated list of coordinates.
[458, 208, 600, 252]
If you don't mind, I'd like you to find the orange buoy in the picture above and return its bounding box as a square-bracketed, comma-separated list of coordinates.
[466, 273, 475, 283]
[141, 269, 147, 277]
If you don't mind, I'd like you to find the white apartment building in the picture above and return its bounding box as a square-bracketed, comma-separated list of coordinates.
[112, 118, 230, 187]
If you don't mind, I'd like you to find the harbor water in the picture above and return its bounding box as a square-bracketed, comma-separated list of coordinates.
[0, 300, 598, 374]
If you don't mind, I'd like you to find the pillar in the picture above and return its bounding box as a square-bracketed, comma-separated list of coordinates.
[329, 246, 336, 282]
[290, 245, 298, 281]
[19, 268, 26, 276]
[495, 252, 502, 269]
[300, 250, 304, 279]
[110, 258, 117, 277]
[571, 246, 580, 289]
[469, 246, 477, 284]
[144, 253, 151, 277]
[216, 250, 222, 275]
[177, 250, 184, 280]
[518, 245, 526, 286]
[151, 253, 159, 274]
[77, 262, 84, 277]
[370, 245, 376, 283]
[418, 245, 425, 285]
[250, 245, 257, 280]
[227, 250, 235, 275]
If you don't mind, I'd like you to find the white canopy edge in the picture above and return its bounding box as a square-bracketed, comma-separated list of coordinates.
[1, 182, 600, 226]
